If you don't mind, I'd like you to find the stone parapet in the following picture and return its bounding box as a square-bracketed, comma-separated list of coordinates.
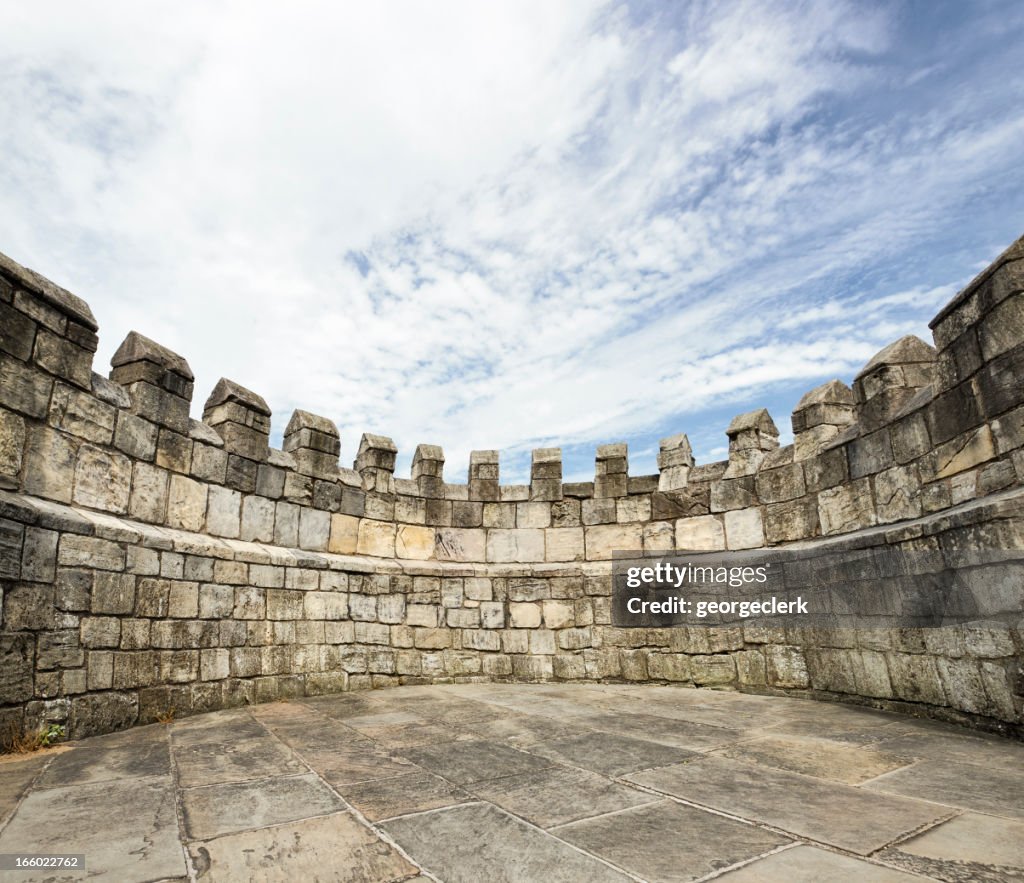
[1, 235, 1024, 741]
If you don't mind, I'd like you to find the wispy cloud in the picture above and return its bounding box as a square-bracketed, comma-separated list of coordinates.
[1, 0, 1022, 482]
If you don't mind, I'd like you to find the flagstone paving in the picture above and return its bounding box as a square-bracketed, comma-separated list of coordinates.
[0, 683, 1022, 882]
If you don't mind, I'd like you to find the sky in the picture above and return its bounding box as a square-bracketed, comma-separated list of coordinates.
[1, 0, 1022, 484]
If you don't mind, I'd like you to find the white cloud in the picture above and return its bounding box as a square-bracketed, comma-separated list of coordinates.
[1, 0, 1021, 483]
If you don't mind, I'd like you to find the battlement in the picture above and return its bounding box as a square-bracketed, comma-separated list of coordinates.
[1, 236, 1022, 740]
[2, 239, 1024, 561]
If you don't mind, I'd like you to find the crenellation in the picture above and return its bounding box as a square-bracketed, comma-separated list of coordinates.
[411, 444, 445, 498]
[110, 332, 193, 434]
[791, 379, 855, 461]
[468, 449, 499, 501]
[354, 432, 397, 493]
[657, 432, 694, 490]
[530, 447, 563, 501]
[283, 409, 341, 478]
[853, 335, 936, 432]
[594, 442, 629, 498]
[723, 409, 779, 478]
[202, 378, 271, 462]
[3, 237, 1024, 741]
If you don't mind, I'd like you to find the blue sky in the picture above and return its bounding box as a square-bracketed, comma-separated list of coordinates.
[1, 0, 1022, 484]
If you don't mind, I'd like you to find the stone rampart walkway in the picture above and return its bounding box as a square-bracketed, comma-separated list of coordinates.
[1, 684, 1023, 881]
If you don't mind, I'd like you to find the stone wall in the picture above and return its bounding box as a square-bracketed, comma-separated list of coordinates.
[1, 236, 1023, 742]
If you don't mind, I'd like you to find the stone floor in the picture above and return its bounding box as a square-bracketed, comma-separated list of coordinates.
[1, 685, 1023, 882]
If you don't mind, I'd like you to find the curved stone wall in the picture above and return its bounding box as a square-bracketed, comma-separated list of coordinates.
[1, 237, 1022, 742]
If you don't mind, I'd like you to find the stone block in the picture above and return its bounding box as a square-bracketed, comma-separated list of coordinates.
[34, 327, 93, 388]
[886, 653, 946, 705]
[818, 478, 876, 535]
[92, 572, 135, 615]
[724, 507, 764, 550]
[72, 444, 131, 513]
[583, 523, 643, 560]
[206, 485, 241, 538]
[675, 514, 725, 551]
[396, 524, 435, 560]
[765, 645, 809, 688]
[154, 429, 192, 473]
[48, 383, 116, 444]
[357, 519, 396, 557]
[545, 527, 584, 562]
[20, 526, 58, 582]
[128, 462, 169, 523]
[755, 462, 805, 503]
[763, 499, 817, 544]
[847, 429, 894, 479]
[328, 513, 359, 554]
[480, 602, 505, 629]
[298, 507, 330, 551]
[873, 464, 921, 523]
[486, 528, 545, 563]
[581, 497, 616, 525]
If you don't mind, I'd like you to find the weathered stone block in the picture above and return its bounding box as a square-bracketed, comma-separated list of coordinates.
[486, 528, 545, 563]
[0, 634, 34, 703]
[48, 383, 115, 444]
[675, 514, 725, 551]
[298, 507, 330, 551]
[873, 464, 921, 523]
[583, 523, 643, 560]
[206, 485, 241, 538]
[887, 653, 946, 705]
[765, 645, 809, 688]
[818, 478, 876, 535]
[128, 462, 169, 523]
[395, 524, 434, 560]
[357, 519, 396, 557]
[724, 507, 763, 550]
[544, 527, 584, 562]
[763, 499, 817, 544]
[92, 572, 135, 615]
[20, 526, 57, 582]
[73, 445, 131, 512]
[755, 462, 805, 503]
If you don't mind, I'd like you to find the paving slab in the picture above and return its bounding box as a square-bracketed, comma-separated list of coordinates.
[714, 734, 914, 784]
[0, 775, 184, 881]
[714, 844, 924, 881]
[463, 712, 594, 748]
[0, 754, 47, 824]
[173, 734, 307, 787]
[628, 756, 949, 854]
[872, 729, 1024, 773]
[354, 720, 477, 750]
[339, 770, 471, 821]
[876, 812, 1024, 882]
[382, 802, 633, 883]
[472, 764, 659, 828]
[181, 772, 347, 840]
[580, 711, 744, 750]
[553, 798, 790, 882]
[0, 683, 1017, 881]
[865, 758, 1024, 819]
[401, 739, 555, 785]
[189, 812, 417, 882]
[36, 724, 170, 790]
[301, 744, 419, 785]
[526, 731, 697, 776]
[300, 693, 387, 719]
[170, 711, 268, 746]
